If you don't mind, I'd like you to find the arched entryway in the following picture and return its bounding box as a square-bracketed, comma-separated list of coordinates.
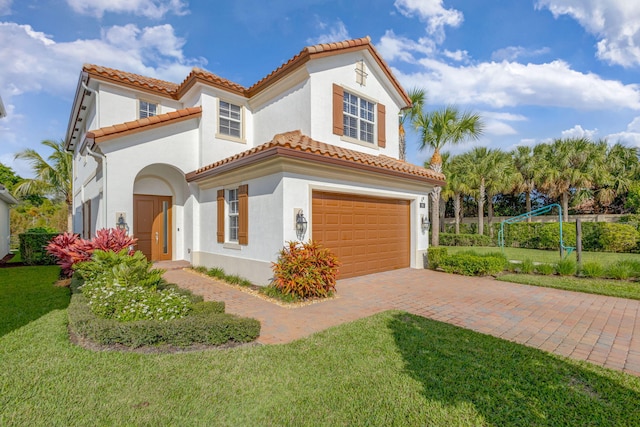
[133, 164, 187, 261]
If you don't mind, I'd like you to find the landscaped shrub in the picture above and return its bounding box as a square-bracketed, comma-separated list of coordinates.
[598, 223, 639, 253]
[605, 261, 634, 280]
[82, 279, 192, 322]
[440, 233, 493, 247]
[74, 250, 165, 289]
[68, 293, 260, 348]
[555, 259, 577, 276]
[272, 241, 340, 299]
[439, 251, 507, 276]
[520, 258, 534, 274]
[503, 222, 575, 250]
[19, 230, 60, 265]
[580, 262, 604, 278]
[427, 247, 448, 269]
[46, 228, 138, 277]
[535, 263, 555, 275]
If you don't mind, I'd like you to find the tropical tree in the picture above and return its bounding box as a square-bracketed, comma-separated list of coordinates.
[592, 142, 639, 211]
[534, 138, 594, 221]
[14, 139, 73, 231]
[441, 154, 470, 234]
[458, 147, 505, 236]
[511, 145, 538, 221]
[484, 150, 515, 235]
[398, 88, 426, 161]
[414, 106, 484, 246]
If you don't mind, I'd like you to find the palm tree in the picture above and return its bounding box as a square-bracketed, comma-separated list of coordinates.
[511, 146, 537, 221]
[592, 142, 639, 211]
[534, 138, 593, 221]
[442, 154, 470, 234]
[484, 150, 515, 236]
[14, 139, 72, 231]
[398, 88, 426, 161]
[414, 106, 484, 246]
[458, 147, 504, 236]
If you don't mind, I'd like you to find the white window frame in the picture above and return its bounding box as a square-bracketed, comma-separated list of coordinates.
[343, 90, 375, 144]
[217, 99, 245, 143]
[227, 188, 239, 243]
[139, 100, 158, 119]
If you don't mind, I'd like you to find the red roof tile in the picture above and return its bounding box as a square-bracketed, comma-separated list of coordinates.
[186, 130, 445, 184]
[86, 106, 202, 143]
[82, 36, 411, 106]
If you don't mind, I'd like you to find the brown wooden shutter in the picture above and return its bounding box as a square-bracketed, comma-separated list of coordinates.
[377, 103, 386, 148]
[332, 84, 343, 136]
[238, 184, 248, 245]
[217, 189, 225, 243]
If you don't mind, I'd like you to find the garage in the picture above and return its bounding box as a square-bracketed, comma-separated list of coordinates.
[312, 191, 410, 279]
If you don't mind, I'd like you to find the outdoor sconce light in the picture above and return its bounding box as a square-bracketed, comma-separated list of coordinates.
[116, 212, 129, 233]
[421, 215, 430, 233]
[296, 210, 308, 241]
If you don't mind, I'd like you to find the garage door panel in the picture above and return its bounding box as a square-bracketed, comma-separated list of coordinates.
[312, 191, 410, 279]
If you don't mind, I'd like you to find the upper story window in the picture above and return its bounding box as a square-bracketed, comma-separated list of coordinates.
[343, 91, 375, 144]
[219, 100, 242, 139]
[139, 100, 157, 119]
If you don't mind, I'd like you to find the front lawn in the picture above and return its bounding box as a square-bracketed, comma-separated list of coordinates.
[445, 246, 640, 266]
[498, 274, 640, 300]
[2, 266, 640, 425]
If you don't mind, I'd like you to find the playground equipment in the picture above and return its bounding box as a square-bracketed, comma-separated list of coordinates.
[497, 203, 575, 258]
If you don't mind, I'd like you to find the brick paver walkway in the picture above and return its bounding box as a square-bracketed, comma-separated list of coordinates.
[162, 266, 640, 376]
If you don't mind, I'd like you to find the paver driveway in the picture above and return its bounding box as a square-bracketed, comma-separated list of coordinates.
[162, 266, 640, 376]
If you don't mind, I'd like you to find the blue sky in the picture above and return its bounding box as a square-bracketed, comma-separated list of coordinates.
[1, 0, 640, 178]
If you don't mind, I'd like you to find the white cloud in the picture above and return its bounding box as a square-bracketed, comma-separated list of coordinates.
[393, 58, 640, 110]
[394, 0, 463, 42]
[0, 22, 205, 98]
[307, 19, 350, 45]
[376, 30, 436, 63]
[480, 111, 528, 136]
[66, 0, 188, 19]
[491, 46, 550, 61]
[606, 116, 640, 146]
[443, 49, 470, 62]
[0, 0, 11, 15]
[560, 124, 599, 139]
[536, 0, 640, 67]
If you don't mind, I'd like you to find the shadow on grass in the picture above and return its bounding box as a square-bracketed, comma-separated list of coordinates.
[389, 312, 640, 426]
[0, 266, 70, 337]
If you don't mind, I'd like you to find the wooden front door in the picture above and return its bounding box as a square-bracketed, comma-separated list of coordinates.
[133, 194, 172, 261]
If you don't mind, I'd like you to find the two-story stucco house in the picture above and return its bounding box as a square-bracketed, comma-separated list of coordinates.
[65, 37, 445, 284]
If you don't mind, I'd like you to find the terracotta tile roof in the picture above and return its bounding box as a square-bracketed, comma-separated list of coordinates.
[83, 64, 179, 96]
[86, 106, 202, 143]
[82, 36, 411, 106]
[186, 130, 445, 184]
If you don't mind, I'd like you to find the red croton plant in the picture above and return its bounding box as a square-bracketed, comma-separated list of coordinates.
[46, 228, 138, 277]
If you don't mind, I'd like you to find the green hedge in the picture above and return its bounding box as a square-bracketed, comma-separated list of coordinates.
[427, 247, 448, 269]
[439, 251, 507, 276]
[68, 276, 258, 348]
[502, 222, 576, 250]
[440, 233, 494, 247]
[18, 232, 59, 265]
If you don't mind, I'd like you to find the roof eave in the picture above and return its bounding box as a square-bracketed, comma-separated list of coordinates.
[186, 146, 445, 186]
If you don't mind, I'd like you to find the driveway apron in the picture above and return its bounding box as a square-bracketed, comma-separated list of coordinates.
[163, 267, 640, 376]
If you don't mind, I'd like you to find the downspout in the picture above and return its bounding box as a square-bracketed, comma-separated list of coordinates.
[81, 81, 107, 228]
[86, 144, 108, 229]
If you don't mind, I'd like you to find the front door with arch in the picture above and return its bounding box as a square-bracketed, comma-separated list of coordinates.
[133, 194, 172, 261]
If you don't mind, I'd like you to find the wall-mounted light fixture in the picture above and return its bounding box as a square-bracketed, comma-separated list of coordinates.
[116, 212, 129, 233]
[421, 214, 430, 233]
[296, 209, 308, 241]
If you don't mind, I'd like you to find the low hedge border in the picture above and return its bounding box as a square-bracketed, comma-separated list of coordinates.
[68, 277, 260, 348]
[440, 233, 494, 247]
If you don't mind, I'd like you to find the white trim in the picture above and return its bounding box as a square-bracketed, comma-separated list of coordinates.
[216, 99, 246, 143]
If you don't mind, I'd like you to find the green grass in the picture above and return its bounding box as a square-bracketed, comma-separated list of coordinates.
[2, 267, 640, 425]
[6, 251, 22, 263]
[498, 274, 640, 300]
[446, 246, 640, 266]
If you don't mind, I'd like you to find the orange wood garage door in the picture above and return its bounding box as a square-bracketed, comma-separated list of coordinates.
[312, 191, 410, 279]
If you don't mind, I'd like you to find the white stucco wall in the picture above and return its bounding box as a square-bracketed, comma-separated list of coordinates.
[0, 198, 10, 258]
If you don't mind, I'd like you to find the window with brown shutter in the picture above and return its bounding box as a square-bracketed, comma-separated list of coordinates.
[217, 189, 224, 243]
[238, 184, 248, 245]
[377, 103, 386, 148]
[332, 84, 343, 136]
